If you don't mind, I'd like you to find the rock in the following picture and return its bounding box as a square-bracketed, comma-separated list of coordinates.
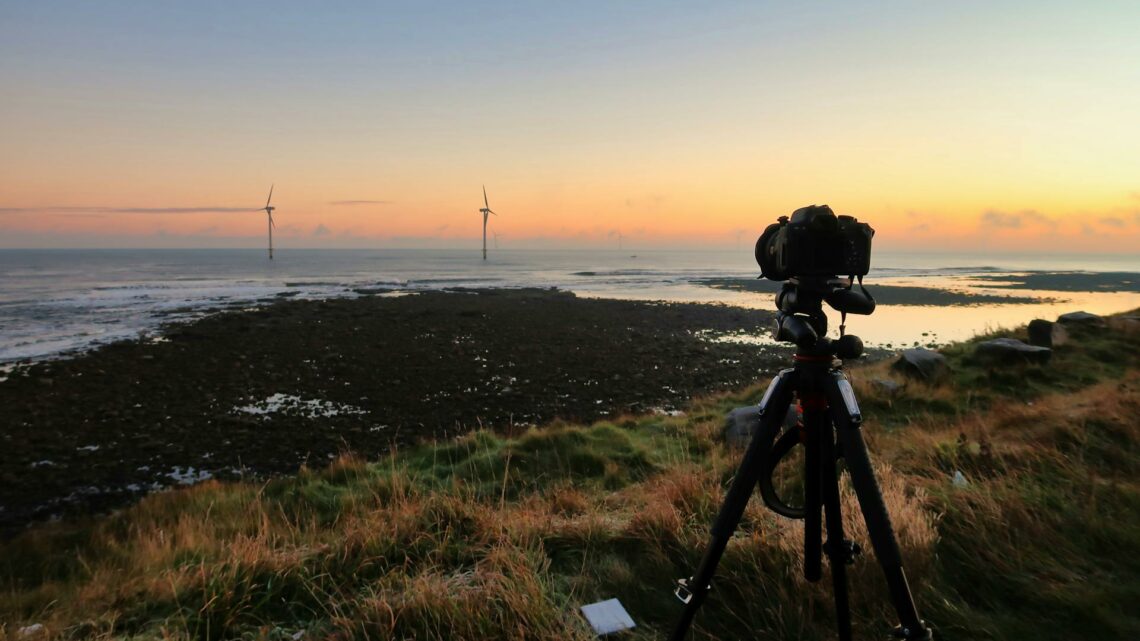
[1057, 311, 1106, 327]
[1108, 315, 1140, 336]
[1027, 319, 1054, 347]
[975, 338, 1052, 365]
[1050, 323, 1070, 346]
[724, 406, 759, 448]
[724, 404, 798, 449]
[891, 348, 950, 383]
[1027, 320, 1070, 346]
[18, 624, 45, 638]
[871, 378, 904, 397]
[951, 470, 969, 488]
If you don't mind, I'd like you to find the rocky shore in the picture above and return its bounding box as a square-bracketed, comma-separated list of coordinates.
[0, 288, 788, 529]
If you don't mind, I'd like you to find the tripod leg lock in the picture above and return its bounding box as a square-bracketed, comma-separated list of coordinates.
[892, 621, 934, 640]
[833, 377, 863, 425]
[673, 577, 710, 605]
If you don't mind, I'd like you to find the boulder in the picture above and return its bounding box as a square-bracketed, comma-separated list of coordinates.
[1108, 315, 1140, 336]
[871, 378, 904, 397]
[1027, 319, 1052, 346]
[724, 405, 759, 449]
[1027, 319, 1068, 347]
[1051, 323, 1070, 346]
[1057, 311, 1106, 327]
[975, 338, 1052, 365]
[891, 348, 950, 383]
[724, 404, 798, 449]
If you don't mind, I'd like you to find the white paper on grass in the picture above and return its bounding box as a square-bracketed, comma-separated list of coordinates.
[580, 598, 636, 635]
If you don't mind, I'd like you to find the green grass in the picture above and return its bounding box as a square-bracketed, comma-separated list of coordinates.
[2, 313, 1138, 640]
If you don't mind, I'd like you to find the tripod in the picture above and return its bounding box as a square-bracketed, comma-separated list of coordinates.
[669, 280, 932, 641]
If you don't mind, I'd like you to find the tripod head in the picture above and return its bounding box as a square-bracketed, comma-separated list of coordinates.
[772, 276, 875, 359]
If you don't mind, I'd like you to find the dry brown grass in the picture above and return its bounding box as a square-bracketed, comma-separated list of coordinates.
[3, 318, 1139, 640]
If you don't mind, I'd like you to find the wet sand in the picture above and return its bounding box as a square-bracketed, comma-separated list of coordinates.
[0, 288, 787, 528]
[965, 271, 1140, 292]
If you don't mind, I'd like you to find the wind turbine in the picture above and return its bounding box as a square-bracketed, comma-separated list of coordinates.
[492, 230, 501, 249]
[479, 185, 497, 260]
[259, 185, 276, 260]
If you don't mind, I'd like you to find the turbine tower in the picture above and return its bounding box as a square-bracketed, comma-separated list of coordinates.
[479, 185, 497, 260]
[259, 185, 276, 260]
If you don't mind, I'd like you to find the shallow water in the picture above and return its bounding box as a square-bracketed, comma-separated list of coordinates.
[0, 248, 1136, 363]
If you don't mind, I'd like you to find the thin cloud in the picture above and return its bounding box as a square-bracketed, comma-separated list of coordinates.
[1099, 217, 1126, 228]
[313, 223, 331, 237]
[979, 209, 1056, 230]
[905, 210, 933, 233]
[0, 206, 258, 214]
[327, 200, 393, 206]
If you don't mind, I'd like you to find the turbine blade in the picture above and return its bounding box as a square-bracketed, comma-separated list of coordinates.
[269, 213, 275, 228]
[266, 184, 274, 208]
[488, 210, 497, 216]
[483, 185, 489, 209]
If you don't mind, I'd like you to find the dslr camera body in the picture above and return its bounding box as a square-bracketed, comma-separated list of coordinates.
[755, 205, 874, 281]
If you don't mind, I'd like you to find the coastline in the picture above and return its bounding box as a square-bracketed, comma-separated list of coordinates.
[3, 276, 1138, 528]
[0, 288, 790, 528]
[1, 303, 1136, 639]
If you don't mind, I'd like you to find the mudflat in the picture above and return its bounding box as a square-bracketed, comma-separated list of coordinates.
[0, 288, 785, 528]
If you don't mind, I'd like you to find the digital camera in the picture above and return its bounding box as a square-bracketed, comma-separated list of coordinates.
[755, 205, 874, 281]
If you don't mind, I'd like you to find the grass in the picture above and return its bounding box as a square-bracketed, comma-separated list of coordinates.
[1, 312, 1138, 640]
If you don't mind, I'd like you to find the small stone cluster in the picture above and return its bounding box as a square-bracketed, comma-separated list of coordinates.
[890, 310, 1121, 381]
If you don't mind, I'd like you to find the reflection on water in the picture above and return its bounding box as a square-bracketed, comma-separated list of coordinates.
[1, 248, 1136, 361]
[580, 280, 1140, 348]
[820, 294, 1140, 347]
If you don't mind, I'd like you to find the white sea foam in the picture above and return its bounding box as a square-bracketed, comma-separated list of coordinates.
[1, 248, 1138, 366]
[167, 466, 213, 485]
[233, 393, 367, 418]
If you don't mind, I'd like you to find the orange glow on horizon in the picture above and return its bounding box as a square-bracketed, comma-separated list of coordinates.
[3, 4, 1139, 253]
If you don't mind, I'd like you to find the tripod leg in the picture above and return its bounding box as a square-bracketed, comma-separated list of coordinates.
[669, 369, 797, 641]
[802, 403, 823, 582]
[819, 416, 853, 641]
[824, 372, 933, 640]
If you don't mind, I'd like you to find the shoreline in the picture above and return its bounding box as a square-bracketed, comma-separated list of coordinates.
[0, 288, 790, 528]
[2, 264, 1137, 369]
[2, 303, 1137, 638]
[695, 277, 1061, 305]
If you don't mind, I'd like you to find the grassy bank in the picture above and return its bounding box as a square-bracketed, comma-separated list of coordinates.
[2, 313, 1138, 640]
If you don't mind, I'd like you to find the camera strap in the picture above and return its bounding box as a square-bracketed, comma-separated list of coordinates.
[839, 274, 853, 337]
[857, 274, 874, 303]
[838, 274, 874, 338]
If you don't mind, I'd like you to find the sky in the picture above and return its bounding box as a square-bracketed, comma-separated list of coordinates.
[2, 1, 1139, 252]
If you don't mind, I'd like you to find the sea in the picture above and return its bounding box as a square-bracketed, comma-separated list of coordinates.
[1, 248, 1137, 369]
